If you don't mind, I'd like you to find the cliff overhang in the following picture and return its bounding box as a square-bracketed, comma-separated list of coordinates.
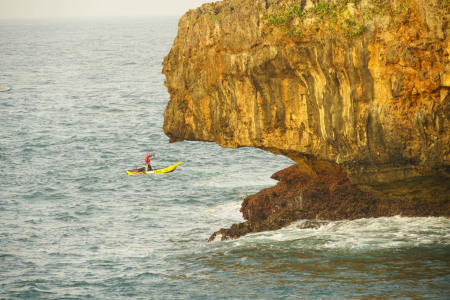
[162, 0, 450, 240]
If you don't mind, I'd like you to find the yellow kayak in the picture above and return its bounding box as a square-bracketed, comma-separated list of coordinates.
[126, 161, 182, 175]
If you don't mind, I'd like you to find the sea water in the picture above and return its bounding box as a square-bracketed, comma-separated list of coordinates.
[0, 17, 449, 299]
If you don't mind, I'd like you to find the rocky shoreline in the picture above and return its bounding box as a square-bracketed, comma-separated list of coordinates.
[209, 155, 449, 241]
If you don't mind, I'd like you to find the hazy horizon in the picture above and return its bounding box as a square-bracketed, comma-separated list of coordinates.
[0, 0, 217, 20]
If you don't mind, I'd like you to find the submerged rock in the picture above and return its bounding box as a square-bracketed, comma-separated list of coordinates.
[294, 220, 330, 230]
[162, 0, 450, 240]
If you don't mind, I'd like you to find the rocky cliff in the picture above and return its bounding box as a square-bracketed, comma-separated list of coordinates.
[162, 0, 450, 240]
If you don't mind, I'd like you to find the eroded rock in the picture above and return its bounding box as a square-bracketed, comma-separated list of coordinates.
[162, 0, 450, 240]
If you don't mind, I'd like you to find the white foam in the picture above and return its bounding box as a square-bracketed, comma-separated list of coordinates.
[203, 201, 244, 223]
[234, 216, 450, 250]
[208, 233, 223, 243]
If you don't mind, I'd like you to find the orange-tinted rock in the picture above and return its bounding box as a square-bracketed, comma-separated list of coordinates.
[162, 0, 450, 240]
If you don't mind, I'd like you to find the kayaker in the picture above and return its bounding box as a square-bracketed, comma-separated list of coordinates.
[145, 153, 153, 172]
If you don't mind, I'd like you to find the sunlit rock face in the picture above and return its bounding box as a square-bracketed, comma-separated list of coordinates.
[163, 0, 450, 238]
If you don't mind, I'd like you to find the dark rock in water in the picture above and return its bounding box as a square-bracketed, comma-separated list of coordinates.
[209, 157, 449, 241]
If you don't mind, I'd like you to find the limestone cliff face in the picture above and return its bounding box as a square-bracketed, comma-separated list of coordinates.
[162, 0, 450, 237]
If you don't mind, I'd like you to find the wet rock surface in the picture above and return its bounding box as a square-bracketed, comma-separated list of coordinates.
[209, 157, 449, 241]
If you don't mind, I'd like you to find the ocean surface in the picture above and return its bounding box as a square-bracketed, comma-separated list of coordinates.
[0, 17, 449, 299]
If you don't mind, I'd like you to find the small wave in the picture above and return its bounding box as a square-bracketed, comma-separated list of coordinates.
[54, 213, 79, 222]
[203, 201, 243, 223]
[120, 61, 137, 66]
[136, 271, 163, 278]
[88, 104, 106, 110]
[22, 191, 45, 199]
[0, 253, 16, 261]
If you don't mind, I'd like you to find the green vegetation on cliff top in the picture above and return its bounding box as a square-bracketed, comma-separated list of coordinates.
[439, 0, 450, 10]
[263, 0, 415, 38]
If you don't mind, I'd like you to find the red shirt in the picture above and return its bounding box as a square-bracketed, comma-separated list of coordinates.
[145, 154, 150, 164]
